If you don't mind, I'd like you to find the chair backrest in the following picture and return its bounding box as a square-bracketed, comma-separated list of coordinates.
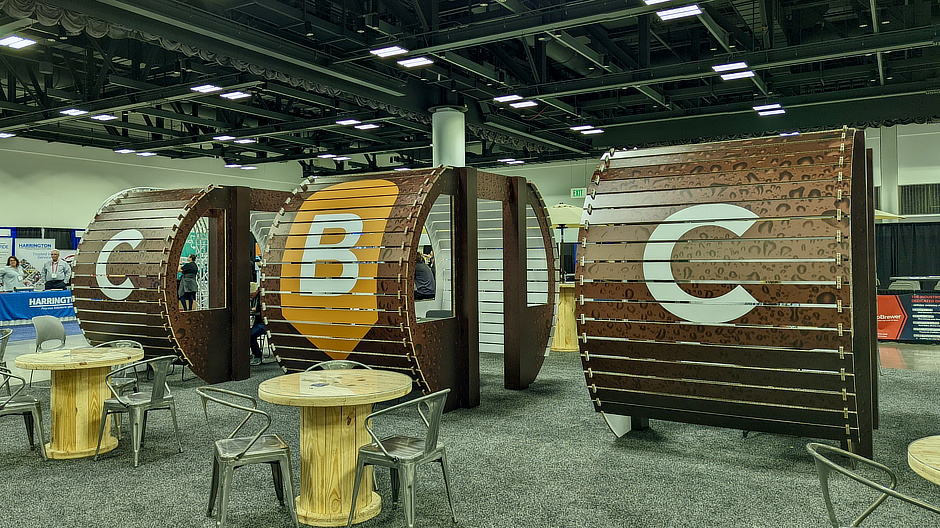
[424, 310, 452, 319]
[0, 367, 27, 410]
[887, 280, 920, 292]
[196, 386, 272, 460]
[306, 359, 373, 371]
[368, 389, 450, 457]
[108, 355, 175, 403]
[806, 443, 940, 527]
[0, 328, 12, 364]
[94, 339, 143, 350]
[32, 316, 66, 352]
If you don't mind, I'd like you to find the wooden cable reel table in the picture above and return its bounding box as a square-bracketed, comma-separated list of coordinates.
[259, 369, 413, 526]
[909, 435, 940, 485]
[14, 347, 144, 459]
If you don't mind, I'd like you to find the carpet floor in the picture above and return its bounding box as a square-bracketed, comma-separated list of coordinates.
[1, 352, 938, 528]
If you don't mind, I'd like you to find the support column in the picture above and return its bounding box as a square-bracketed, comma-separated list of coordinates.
[431, 106, 466, 168]
[880, 126, 900, 214]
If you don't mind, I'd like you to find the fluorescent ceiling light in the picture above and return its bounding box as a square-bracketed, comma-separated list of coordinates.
[60, 108, 88, 116]
[114, 148, 135, 154]
[753, 103, 782, 111]
[240, 166, 258, 170]
[497, 158, 516, 163]
[643, 0, 672, 4]
[394, 167, 411, 171]
[213, 135, 236, 141]
[234, 138, 256, 144]
[758, 109, 786, 116]
[220, 91, 251, 100]
[507, 160, 525, 164]
[317, 153, 336, 158]
[8, 38, 36, 49]
[510, 100, 538, 108]
[91, 114, 119, 121]
[656, 5, 702, 21]
[712, 62, 748, 73]
[720, 70, 755, 80]
[224, 163, 242, 168]
[581, 128, 605, 135]
[397, 57, 434, 68]
[333, 156, 351, 161]
[190, 84, 223, 93]
[0, 132, 15, 138]
[569, 125, 594, 131]
[355, 123, 380, 130]
[336, 119, 362, 126]
[370, 45, 409, 58]
[136, 152, 157, 157]
[0, 36, 24, 46]
[493, 95, 523, 103]
[780, 131, 800, 137]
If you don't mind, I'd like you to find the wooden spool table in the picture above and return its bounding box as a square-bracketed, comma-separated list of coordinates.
[259, 369, 413, 526]
[551, 283, 579, 352]
[909, 435, 940, 485]
[14, 347, 143, 459]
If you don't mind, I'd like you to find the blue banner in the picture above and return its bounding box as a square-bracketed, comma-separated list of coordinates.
[0, 290, 75, 321]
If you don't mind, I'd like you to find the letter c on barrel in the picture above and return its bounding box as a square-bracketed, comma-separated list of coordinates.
[96, 228, 143, 300]
[643, 203, 759, 324]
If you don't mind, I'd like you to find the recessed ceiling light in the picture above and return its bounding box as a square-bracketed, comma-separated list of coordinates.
[397, 57, 434, 68]
[370, 45, 409, 58]
[720, 70, 756, 80]
[643, 0, 672, 4]
[91, 114, 119, 121]
[780, 131, 800, 137]
[656, 5, 702, 21]
[0, 132, 16, 139]
[507, 160, 525, 164]
[190, 84, 223, 93]
[333, 156, 352, 161]
[497, 158, 516, 162]
[569, 125, 594, 131]
[240, 166, 258, 170]
[60, 108, 88, 116]
[224, 163, 242, 168]
[6, 38, 36, 49]
[493, 95, 523, 103]
[220, 91, 252, 100]
[318, 153, 336, 158]
[336, 119, 362, 126]
[114, 148, 136, 154]
[394, 167, 411, 171]
[758, 109, 786, 116]
[510, 100, 538, 108]
[0, 36, 24, 46]
[581, 128, 605, 135]
[136, 152, 157, 157]
[712, 62, 748, 73]
[355, 123, 380, 130]
[234, 138, 256, 144]
[753, 103, 782, 112]
[213, 135, 236, 141]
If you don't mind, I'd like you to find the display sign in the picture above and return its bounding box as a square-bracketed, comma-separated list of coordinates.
[877, 293, 940, 341]
[0, 290, 74, 321]
[15, 238, 55, 287]
[0, 238, 11, 259]
[570, 187, 587, 199]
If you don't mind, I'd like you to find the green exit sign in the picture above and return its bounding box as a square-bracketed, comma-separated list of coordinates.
[571, 187, 587, 199]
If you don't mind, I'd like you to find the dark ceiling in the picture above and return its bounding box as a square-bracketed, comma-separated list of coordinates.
[0, 0, 938, 176]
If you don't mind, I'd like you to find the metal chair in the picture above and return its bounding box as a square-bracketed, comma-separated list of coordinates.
[346, 389, 456, 528]
[30, 315, 67, 386]
[93, 339, 144, 439]
[196, 387, 299, 528]
[94, 355, 183, 467]
[806, 443, 940, 527]
[0, 327, 12, 368]
[0, 366, 47, 459]
[887, 280, 921, 292]
[305, 359, 373, 371]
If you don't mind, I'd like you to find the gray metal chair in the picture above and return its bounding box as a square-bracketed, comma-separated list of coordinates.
[0, 327, 12, 368]
[93, 339, 145, 439]
[346, 389, 456, 528]
[0, 366, 47, 459]
[94, 355, 183, 467]
[806, 443, 940, 527]
[30, 315, 67, 386]
[305, 359, 373, 371]
[197, 387, 299, 528]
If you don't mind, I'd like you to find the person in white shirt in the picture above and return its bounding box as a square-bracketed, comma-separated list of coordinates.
[41, 249, 71, 290]
[0, 255, 25, 292]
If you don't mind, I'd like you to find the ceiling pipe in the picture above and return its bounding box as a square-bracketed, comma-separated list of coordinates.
[869, 0, 886, 85]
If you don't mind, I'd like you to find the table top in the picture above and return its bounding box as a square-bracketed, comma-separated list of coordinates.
[259, 369, 413, 407]
[14, 347, 144, 371]
[908, 435, 940, 485]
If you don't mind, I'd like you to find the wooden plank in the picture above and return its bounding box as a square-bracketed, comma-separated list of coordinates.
[260, 277, 406, 295]
[579, 260, 847, 282]
[586, 179, 849, 209]
[72, 262, 165, 276]
[584, 198, 849, 225]
[607, 146, 849, 171]
[81, 217, 181, 230]
[578, 300, 850, 328]
[580, 218, 848, 243]
[73, 299, 168, 314]
[580, 238, 849, 262]
[76, 310, 168, 327]
[72, 275, 163, 290]
[78, 320, 173, 337]
[102, 199, 195, 212]
[578, 281, 851, 305]
[94, 209, 187, 222]
[593, 167, 846, 194]
[78, 228, 175, 243]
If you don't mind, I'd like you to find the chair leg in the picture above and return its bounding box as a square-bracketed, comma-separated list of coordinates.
[131, 408, 144, 467]
[390, 468, 400, 506]
[346, 458, 367, 528]
[440, 452, 457, 523]
[400, 463, 417, 528]
[94, 409, 111, 460]
[170, 402, 183, 453]
[271, 461, 285, 504]
[32, 405, 46, 459]
[208, 458, 221, 517]
[139, 411, 148, 448]
[22, 412, 35, 447]
[112, 413, 122, 440]
[281, 454, 299, 528]
[219, 464, 235, 528]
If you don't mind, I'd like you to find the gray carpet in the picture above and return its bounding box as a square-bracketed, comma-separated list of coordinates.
[2, 352, 939, 528]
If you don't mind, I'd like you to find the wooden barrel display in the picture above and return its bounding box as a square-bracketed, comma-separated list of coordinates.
[576, 129, 877, 456]
[261, 167, 556, 407]
[74, 186, 287, 383]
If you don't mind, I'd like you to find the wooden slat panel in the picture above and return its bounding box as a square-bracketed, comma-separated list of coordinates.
[579, 281, 851, 305]
[579, 300, 849, 328]
[78, 320, 172, 337]
[593, 167, 845, 194]
[77, 311, 168, 326]
[584, 198, 849, 225]
[94, 209, 187, 222]
[580, 261, 847, 282]
[608, 147, 849, 171]
[78, 228, 175, 243]
[580, 238, 848, 262]
[103, 200, 194, 212]
[581, 218, 848, 243]
[73, 299, 167, 314]
[586, 180, 849, 209]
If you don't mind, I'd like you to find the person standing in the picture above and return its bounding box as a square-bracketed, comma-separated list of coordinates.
[42, 249, 71, 290]
[414, 252, 436, 300]
[1, 256, 25, 292]
[249, 282, 265, 366]
[178, 254, 199, 310]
